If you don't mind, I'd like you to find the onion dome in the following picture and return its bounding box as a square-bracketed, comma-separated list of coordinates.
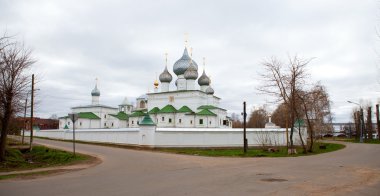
[121, 97, 129, 105]
[154, 79, 159, 87]
[198, 70, 210, 86]
[184, 63, 198, 80]
[91, 84, 100, 96]
[173, 48, 198, 75]
[159, 66, 172, 83]
[205, 86, 214, 95]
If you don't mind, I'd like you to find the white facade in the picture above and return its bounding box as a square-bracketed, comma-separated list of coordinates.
[29, 126, 307, 148]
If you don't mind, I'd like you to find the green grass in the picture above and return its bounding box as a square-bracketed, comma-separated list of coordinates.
[0, 145, 88, 172]
[0, 170, 53, 180]
[159, 142, 345, 157]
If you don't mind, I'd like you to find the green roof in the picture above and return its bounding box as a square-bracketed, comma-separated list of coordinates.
[148, 107, 160, 114]
[177, 106, 193, 113]
[139, 114, 156, 126]
[109, 112, 129, 120]
[130, 111, 146, 117]
[196, 109, 217, 116]
[78, 112, 100, 119]
[197, 105, 226, 111]
[157, 105, 177, 113]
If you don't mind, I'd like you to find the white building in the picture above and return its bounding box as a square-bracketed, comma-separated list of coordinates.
[142, 46, 232, 128]
[59, 43, 232, 129]
[59, 83, 131, 129]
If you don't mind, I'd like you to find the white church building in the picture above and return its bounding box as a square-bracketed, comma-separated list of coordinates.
[59, 44, 232, 129]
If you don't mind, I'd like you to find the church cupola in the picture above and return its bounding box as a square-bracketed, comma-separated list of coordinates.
[91, 79, 100, 105]
[184, 63, 198, 90]
[184, 63, 198, 80]
[173, 48, 199, 76]
[159, 53, 172, 92]
[205, 86, 214, 95]
[198, 58, 210, 92]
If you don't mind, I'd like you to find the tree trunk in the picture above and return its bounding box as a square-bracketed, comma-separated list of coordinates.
[355, 111, 360, 140]
[376, 104, 379, 141]
[367, 107, 373, 140]
[0, 105, 12, 162]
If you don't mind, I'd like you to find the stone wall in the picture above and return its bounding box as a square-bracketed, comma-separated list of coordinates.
[27, 127, 307, 148]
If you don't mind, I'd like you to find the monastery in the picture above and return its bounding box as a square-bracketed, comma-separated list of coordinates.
[59, 43, 232, 129]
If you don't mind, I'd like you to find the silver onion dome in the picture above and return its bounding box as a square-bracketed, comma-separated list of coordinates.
[198, 70, 210, 86]
[159, 66, 172, 83]
[184, 63, 198, 80]
[173, 48, 198, 75]
[91, 85, 100, 96]
[205, 86, 214, 95]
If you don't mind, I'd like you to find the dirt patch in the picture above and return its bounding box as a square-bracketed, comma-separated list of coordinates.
[290, 167, 380, 195]
[261, 178, 288, 182]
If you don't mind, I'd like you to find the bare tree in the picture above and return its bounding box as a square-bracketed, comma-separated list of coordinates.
[258, 55, 312, 153]
[296, 84, 332, 152]
[0, 36, 34, 162]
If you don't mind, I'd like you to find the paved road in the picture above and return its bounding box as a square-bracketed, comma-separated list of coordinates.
[1, 138, 380, 196]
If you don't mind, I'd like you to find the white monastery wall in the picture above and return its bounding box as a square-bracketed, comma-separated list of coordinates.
[28, 127, 307, 148]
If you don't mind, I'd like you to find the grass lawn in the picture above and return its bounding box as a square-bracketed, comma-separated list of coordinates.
[159, 142, 345, 157]
[0, 138, 89, 173]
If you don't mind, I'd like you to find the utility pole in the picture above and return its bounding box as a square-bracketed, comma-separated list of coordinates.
[22, 96, 28, 144]
[376, 104, 379, 141]
[69, 113, 78, 156]
[29, 74, 34, 151]
[243, 101, 247, 153]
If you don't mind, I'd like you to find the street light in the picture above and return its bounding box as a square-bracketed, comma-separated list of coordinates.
[347, 101, 364, 143]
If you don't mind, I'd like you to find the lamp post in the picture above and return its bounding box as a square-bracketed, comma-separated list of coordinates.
[68, 113, 78, 156]
[347, 101, 364, 143]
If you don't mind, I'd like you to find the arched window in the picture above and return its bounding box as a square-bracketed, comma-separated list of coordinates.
[139, 101, 145, 108]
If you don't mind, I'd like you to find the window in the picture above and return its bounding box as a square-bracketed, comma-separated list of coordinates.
[199, 119, 203, 125]
[223, 120, 227, 125]
[104, 114, 106, 119]
[137, 121, 139, 125]
[111, 123, 114, 127]
[190, 120, 193, 124]
[162, 117, 165, 121]
[169, 118, 172, 123]
[104, 123, 106, 126]
[68, 122, 70, 125]
[132, 121, 134, 125]
[79, 122, 82, 126]
[209, 121, 212, 125]
[179, 119, 182, 123]
[140, 101, 145, 108]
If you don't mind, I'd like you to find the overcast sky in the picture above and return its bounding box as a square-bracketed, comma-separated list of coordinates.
[1, 0, 379, 122]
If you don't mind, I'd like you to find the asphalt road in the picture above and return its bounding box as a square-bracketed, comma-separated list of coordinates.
[1, 138, 380, 196]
